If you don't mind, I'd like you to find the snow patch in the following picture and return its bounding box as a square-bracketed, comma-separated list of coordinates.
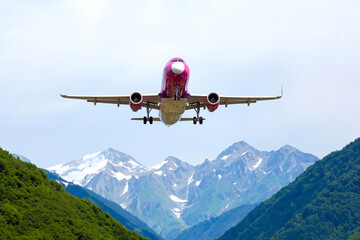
[249, 158, 263, 171]
[170, 195, 188, 203]
[120, 203, 128, 209]
[120, 182, 129, 196]
[112, 171, 132, 181]
[221, 154, 231, 160]
[150, 161, 168, 170]
[241, 151, 249, 156]
[188, 172, 194, 185]
[195, 180, 201, 186]
[128, 159, 140, 167]
[171, 208, 182, 218]
[154, 171, 162, 176]
[110, 161, 124, 167]
[173, 183, 177, 187]
[217, 174, 222, 180]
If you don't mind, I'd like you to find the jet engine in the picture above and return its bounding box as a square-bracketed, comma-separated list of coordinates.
[129, 92, 143, 112]
[206, 92, 220, 112]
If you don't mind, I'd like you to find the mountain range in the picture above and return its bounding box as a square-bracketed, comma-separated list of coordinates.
[48, 141, 318, 239]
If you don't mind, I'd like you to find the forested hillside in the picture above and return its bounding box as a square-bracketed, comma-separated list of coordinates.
[0, 148, 147, 239]
[219, 138, 360, 240]
[44, 169, 164, 240]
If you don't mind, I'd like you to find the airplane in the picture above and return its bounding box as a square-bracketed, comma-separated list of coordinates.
[61, 57, 282, 126]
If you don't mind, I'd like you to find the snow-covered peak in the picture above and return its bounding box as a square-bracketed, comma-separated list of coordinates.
[217, 141, 257, 162]
[47, 148, 145, 186]
[150, 156, 185, 172]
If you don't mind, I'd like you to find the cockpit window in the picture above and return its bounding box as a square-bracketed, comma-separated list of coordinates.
[171, 59, 184, 62]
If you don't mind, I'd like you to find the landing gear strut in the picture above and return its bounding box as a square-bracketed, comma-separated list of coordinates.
[193, 103, 204, 125]
[143, 104, 153, 124]
[174, 85, 180, 100]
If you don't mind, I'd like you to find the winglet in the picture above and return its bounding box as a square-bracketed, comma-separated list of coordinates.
[60, 94, 67, 98]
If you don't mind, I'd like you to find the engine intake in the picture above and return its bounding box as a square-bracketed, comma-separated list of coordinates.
[129, 92, 143, 112]
[206, 92, 220, 112]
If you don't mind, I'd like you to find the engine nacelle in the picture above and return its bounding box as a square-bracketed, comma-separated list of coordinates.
[129, 92, 143, 112]
[206, 92, 220, 112]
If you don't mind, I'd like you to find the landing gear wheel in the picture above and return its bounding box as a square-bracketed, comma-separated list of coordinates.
[199, 117, 203, 125]
[149, 116, 153, 124]
[143, 117, 147, 124]
[193, 117, 197, 125]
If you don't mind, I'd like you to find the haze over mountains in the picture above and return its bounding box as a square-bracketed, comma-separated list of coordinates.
[48, 141, 318, 239]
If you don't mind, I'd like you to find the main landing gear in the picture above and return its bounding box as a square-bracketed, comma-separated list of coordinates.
[193, 103, 204, 125]
[143, 104, 153, 124]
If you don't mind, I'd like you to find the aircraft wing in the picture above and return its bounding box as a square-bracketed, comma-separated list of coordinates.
[60, 94, 162, 110]
[186, 90, 282, 109]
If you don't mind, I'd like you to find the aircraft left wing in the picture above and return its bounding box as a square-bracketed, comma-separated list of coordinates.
[60, 94, 162, 110]
[186, 89, 282, 110]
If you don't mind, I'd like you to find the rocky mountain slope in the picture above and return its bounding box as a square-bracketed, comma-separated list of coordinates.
[174, 203, 257, 240]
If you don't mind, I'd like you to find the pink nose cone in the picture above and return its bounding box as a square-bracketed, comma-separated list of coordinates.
[171, 62, 185, 74]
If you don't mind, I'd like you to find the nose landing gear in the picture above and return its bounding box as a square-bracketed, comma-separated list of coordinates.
[174, 85, 180, 100]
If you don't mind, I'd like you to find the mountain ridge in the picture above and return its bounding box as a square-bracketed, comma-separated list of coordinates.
[48, 141, 319, 239]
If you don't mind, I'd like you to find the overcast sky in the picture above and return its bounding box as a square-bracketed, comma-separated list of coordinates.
[0, 0, 359, 168]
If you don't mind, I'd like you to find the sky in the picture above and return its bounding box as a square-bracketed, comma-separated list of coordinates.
[0, 0, 359, 169]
